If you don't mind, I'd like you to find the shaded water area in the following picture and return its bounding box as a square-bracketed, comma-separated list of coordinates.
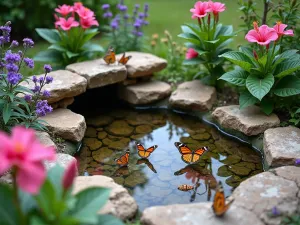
[77, 108, 263, 211]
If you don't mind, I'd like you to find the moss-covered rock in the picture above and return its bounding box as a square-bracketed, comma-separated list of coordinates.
[85, 127, 97, 138]
[86, 115, 113, 127]
[124, 170, 147, 187]
[218, 165, 233, 177]
[92, 147, 114, 162]
[220, 155, 241, 165]
[106, 120, 134, 136]
[83, 138, 102, 151]
[135, 125, 153, 134]
[97, 131, 107, 139]
[229, 164, 252, 176]
[191, 132, 211, 141]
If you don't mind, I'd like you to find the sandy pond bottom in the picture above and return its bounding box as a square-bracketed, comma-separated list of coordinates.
[77, 108, 263, 211]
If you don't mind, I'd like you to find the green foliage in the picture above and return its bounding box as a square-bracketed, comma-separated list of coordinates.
[238, 0, 259, 33]
[281, 214, 300, 225]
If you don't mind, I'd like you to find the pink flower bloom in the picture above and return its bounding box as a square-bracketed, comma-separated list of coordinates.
[80, 17, 99, 29]
[245, 22, 278, 46]
[208, 1, 226, 15]
[76, 7, 95, 20]
[273, 22, 294, 38]
[62, 160, 77, 191]
[55, 4, 73, 17]
[186, 48, 199, 59]
[73, 2, 84, 12]
[190, 1, 211, 19]
[0, 126, 55, 194]
[55, 17, 80, 31]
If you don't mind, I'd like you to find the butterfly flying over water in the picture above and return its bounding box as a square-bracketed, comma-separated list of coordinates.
[114, 149, 130, 166]
[212, 181, 234, 217]
[136, 142, 158, 159]
[118, 53, 132, 65]
[136, 158, 157, 173]
[174, 142, 208, 164]
[103, 46, 116, 65]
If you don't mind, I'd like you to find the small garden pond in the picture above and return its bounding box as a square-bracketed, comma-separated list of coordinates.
[77, 107, 263, 211]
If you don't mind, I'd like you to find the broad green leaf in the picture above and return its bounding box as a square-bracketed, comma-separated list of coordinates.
[273, 50, 298, 66]
[214, 24, 233, 38]
[183, 58, 205, 65]
[94, 215, 124, 225]
[71, 187, 111, 224]
[219, 68, 248, 86]
[0, 184, 19, 225]
[34, 50, 63, 63]
[181, 24, 197, 36]
[260, 98, 274, 115]
[82, 43, 104, 52]
[239, 46, 254, 58]
[19, 190, 36, 213]
[47, 165, 65, 198]
[178, 33, 201, 45]
[3, 103, 11, 124]
[239, 91, 259, 109]
[215, 35, 235, 48]
[258, 54, 268, 67]
[49, 44, 67, 52]
[275, 58, 300, 78]
[295, 108, 300, 114]
[66, 51, 79, 58]
[205, 39, 219, 44]
[219, 51, 253, 72]
[246, 73, 274, 100]
[36, 28, 61, 44]
[273, 76, 300, 97]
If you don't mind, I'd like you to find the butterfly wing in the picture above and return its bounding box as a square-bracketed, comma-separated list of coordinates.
[191, 146, 209, 163]
[174, 142, 194, 164]
[136, 142, 157, 158]
[212, 181, 233, 217]
[145, 159, 157, 173]
[103, 47, 116, 64]
[115, 150, 130, 166]
[118, 53, 132, 65]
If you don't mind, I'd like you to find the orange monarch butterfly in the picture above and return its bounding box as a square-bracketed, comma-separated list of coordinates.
[103, 46, 116, 65]
[136, 142, 158, 159]
[114, 149, 130, 166]
[212, 181, 234, 217]
[136, 158, 157, 173]
[118, 53, 132, 65]
[174, 142, 208, 164]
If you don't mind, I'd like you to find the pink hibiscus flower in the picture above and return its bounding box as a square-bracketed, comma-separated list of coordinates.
[208, 1, 226, 15]
[76, 7, 95, 20]
[0, 126, 55, 194]
[186, 48, 199, 59]
[273, 22, 294, 38]
[190, 1, 211, 19]
[55, 17, 80, 31]
[55, 4, 73, 17]
[73, 2, 84, 12]
[245, 22, 278, 46]
[80, 17, 99, 29]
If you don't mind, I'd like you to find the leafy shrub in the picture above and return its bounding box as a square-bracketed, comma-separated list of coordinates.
[178, 1, 235, 87]
[0, 22, 53, 131]
[101, 0, 150, 53]
[34, 2, 104, 68]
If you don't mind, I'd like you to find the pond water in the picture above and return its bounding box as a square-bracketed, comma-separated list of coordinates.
[77, 108, 263, 211]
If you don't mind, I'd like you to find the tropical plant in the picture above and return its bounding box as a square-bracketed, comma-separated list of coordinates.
[178, 1, 235, 87]
[0, 126, 124, 225]
[0, 21, 53, 131]
[101, 0, 149, 53]
[219, 21, 300, 114]
[35, 2, 104, 68]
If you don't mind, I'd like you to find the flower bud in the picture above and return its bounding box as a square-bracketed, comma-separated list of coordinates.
[151, 40, 156, 47]
[62, 160, 78, 191]
[152, 33, 159, 40]
[161, 38, 168, 44]
[253, 50, 258, 60]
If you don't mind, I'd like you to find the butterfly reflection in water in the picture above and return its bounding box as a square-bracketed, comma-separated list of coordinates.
[136, 158, 157, 173]
[212, 181, 234, 217]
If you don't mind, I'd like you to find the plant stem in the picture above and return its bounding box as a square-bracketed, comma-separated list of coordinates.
[12, 168, 26, 225]
[262, 0, 269, 24]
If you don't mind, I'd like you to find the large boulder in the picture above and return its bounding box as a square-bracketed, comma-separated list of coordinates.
[44, 153, 77, 171]
[42, 109, 86, 142]
[73, 175, 138, 220]
[169, 80, 217, 111]
[264, 126, 300, 167]
[35, 131, 57, 151]
[116, 52, 167, 78]
[118, 81, 172, 105]
[20, 70, 87, 104]
[212, 105, 280, 136]
[66, 59, 127, 89]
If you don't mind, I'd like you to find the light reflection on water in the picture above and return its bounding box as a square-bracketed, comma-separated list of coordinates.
[78, 109, 263, 211]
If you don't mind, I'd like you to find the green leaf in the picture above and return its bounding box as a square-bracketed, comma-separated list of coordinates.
[49, 44, 67, 52]
[47, 165, 65, 198]
[178, 33, 201, 45]
[66, 51, 79, 58]
[19, 190, 36, 213]
[258, 54, 268, 66]
[0, 184, 19, 225]
[275, 58, 300, 78]
[218, 68, 248, 86]
[3, 103, 11, 124]
[82, 43, 104, 52]
[95, 215, 124, 225]
[36, 28, 61, 44]
[34, 50, 63, 63]
[71, 187, 111, 224]
[246, 73, 274, 100]
[273, 49, 298, 66]
[239, 91, 259, 109]
[182, 58, 205, 65]
[214, 24, 233, 38]
[239, 46, 254, 58]
[273, 76, 300, 97]
[260, 98, 274, 115]
[219, 51, 253, 72]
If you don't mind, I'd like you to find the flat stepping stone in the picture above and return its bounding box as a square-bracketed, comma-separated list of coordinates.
[118, 81, 171, 105]
[264, 126, 300, 167]
[35, 131, 57, 151]
[116, 52, 167, 78]
[169, 80, 216, 111]
[212, 105, 280, 136]
[20, 70, 87, 104]
[73, 175, 138, 220]
[42, 108, 86, 142]
[66, 59, 127, 89]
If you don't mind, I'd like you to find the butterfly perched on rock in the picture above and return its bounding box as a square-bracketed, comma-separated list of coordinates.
[212, 181, 234, 217]
[174, 142, 208, 164]
[103, 46, 116, 65]
[118, 53, 132, 65]
[114, 149, 130, 166]
[136, 142, 158, 159]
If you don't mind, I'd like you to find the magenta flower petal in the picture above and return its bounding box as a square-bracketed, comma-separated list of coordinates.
[245, 30, 260, 43]
[62, 160, 78, 190]
[190, 1, 211, 19]
[0, 133, 13, 174]
[186, 48, 199, 59]
[11, 126, 35, 150]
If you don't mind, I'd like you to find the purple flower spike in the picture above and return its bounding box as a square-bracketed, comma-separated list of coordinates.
[4, 51, 21, 63]
[24, 58, 34, 69]
[102, 4, 110, 10]
[44, 64, 52, 73]
[7, 72, 22, 85]
[36, 100, 53, 117]
[271, 207, 280, 216]
[5, 63, 18, 72]
[110, 20, 119, 30]
[23, 38, 34, 48]
[45, 76, 53, 84]
[32, 85, 40, 93]
[24, 94, 32, 102]
[103, 12, 113, 18]
[119, 5, 127, 12]
[144, 3, 149, 12]
[0, 36, 5, 45]
[38, 77, 44, 84]
[138, 13, 145, 19]
[10, 40, 19, 48]
[295, 159, 300, 166]
[135, 4, 140, 9]
[32, 76, 38, 83]
[42, 90, 51, 98]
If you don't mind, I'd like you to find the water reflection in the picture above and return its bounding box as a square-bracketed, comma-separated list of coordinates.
[78, 108, 263, 211]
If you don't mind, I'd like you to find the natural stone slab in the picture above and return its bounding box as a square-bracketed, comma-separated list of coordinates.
[274, 166, 300, 187]
[118, 81, 171, 105]
[117, 52, 167, 78]
[44, 153, 77, 171]
[20, 70, 87, 104]
[264, 126, 300, 167]
[73, 175, 138, 220]
[51, 97, 74, 109]
[66, 59, 127, 89]
[141, 203, 263, 225]
[42, 109, 86, 142]
[212, 105, 280, 136]
[35, 131, 57, 151]
[169, 80, 217, 111]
